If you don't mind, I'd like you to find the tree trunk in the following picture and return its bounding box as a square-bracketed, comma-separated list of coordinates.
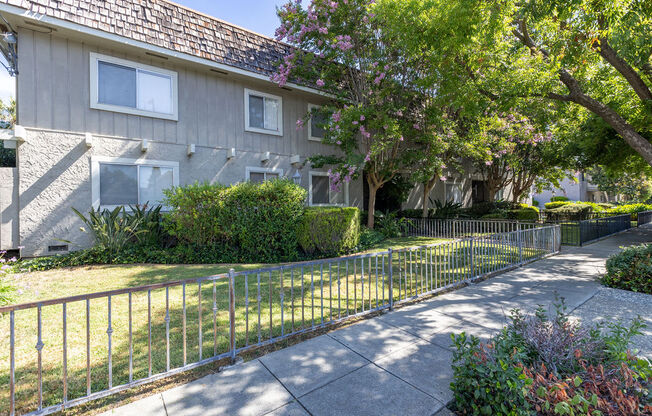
[421, 177, 438, 218]
[367, 182, 379, 229]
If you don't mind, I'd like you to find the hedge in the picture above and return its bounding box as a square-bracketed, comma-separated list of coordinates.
[546, 203, 593, 220]
[602, 244, 652, 294]
[549, 196, 569, 202]
[544, 200, 571, 210]
[298, 207, 360, 256]
[163, 179, 307, 262]
[507, 208, 539, 221]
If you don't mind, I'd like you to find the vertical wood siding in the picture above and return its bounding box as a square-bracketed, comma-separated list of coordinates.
[17, 28, 336, 157]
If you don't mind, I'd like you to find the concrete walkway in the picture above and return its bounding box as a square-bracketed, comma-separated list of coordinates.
[101, 227, 652, 416]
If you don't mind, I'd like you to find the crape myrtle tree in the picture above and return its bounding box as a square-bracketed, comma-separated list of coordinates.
[473, 110, 566, 202]
[273, 0, 438, 228]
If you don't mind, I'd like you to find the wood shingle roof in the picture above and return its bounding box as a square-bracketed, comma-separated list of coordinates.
[0, 0, 292, 77]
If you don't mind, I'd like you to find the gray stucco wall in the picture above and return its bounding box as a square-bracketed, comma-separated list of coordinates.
[18, 128, 363, 257]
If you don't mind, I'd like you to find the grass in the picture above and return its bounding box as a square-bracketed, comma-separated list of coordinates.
[0, 236, 549, 415]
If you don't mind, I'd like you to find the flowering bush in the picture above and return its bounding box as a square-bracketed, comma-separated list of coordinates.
[451, 301, 651, 415]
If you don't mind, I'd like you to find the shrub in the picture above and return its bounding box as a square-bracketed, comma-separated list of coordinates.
[467, 200, 513, 218]
[397, 208, 428, 218]
[532, 200, 540, 207]
[607, 203, 652, 221]
[602, 244, 652, 294]
[520, 203, 539, 214]
[164, 179, 307, 262]
[550, 196, 570, 202]
[376, 211, 411, 238]
[508, 208, 539, 222]
[432, 200, 463, 219]
[481, 212, 507, 219]
[545, 201, 572, 210]
[358, 227, 385, 250]
[297, 207, 360, 256]
[546, 203, 593, 221]
[71, 206, 147, 253]
[451, 302, 650, 416]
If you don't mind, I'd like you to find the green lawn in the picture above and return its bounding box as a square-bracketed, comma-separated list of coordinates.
[0, 236, 549, 415]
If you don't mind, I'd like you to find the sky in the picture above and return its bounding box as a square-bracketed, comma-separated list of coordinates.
[0, 0, 293, 104]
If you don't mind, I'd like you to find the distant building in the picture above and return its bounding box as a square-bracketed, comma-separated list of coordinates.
[532, 172, 615, 205]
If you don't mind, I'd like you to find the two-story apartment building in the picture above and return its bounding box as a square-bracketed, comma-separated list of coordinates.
[0, 0, 486, 257]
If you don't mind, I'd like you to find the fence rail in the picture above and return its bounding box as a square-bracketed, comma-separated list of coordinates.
[404, 218, 541, 239]
[543, 214, 631, 246]
[0, 225, 561, 416]
[638, 210, 652, 227]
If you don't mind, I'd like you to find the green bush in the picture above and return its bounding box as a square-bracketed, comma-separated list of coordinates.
[70, 206, 148, 254]
[466, 200, 513, 218]
[164, 179, 307, 263]
[550, 196, 569, 202]
[481, 212, 506, 219]
[546, 203, 593, 220]
[544, 200, 572, 210]
[519, 203, 539, 214]
[606, 203, 652, 217]
[602, 244, 652, 294]
[376, 211, 412, 238]
[507, 208, 539, 221]
[532, 200, 540, 207]
[397, 208, 430, 218]
[297, 207, 360, 256]
[358, 227, 385, 250]
[451, 302, 650, 415]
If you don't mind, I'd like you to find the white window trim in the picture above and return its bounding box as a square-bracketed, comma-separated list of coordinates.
[245, 166, 284, 182]
[90, 52, 179, 121]
[309, 171, 349, 207]
[307, 103, 325, 142]
[91, 156, 179, 210]
[244, 88, 283, 136]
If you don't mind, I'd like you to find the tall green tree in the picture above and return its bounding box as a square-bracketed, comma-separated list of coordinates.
[274, 0, 440, 228]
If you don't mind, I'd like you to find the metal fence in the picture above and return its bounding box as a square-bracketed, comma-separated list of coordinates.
[545, 214, 631, 246]
[638, 210, 652, 227]
[0, 225, 561, 416]
[404, 218, 541, 239]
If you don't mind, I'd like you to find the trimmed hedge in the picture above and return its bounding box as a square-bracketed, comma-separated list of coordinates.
[163, 179, 307, 262]
[602, 244, 652, 294]
[544, 200, 571, 210]
[546, 203, 593, 220]
[549, 196, 569, 202]
[298, 207, 360, 256]
[508, 208, 539, 221]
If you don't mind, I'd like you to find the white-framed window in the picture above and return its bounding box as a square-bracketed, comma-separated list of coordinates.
[308, 104, 328, 141]
[90, 52, 178, 120]
[309, 171, 349, 206]
[91, 156, 179, 210]
[244, 89, 283, 136]
[246, 167, 284, 183]
[445, 182, 462, 204]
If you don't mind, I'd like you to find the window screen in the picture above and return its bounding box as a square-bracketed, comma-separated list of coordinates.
[139, 166, 174, 206]
[248, 96, 265, 129]
[247, 92, 280, 131]
[99, 164, 138, 206]
[138, 70, 173, 114]
[98, 61, 137, 108]
[310, 109, 328, 139]
[311, 175, 330, 205]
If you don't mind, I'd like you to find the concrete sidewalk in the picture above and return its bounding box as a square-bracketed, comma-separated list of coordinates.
[101, 227, 652, 416]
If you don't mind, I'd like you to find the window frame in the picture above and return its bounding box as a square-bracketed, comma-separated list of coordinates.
[245, 166, 284, 183]
[91, 156, 179, 210]
[90, 52, 179, 121]
[445, 181, 463, 204]
[244, 88, 284, 136]
[307, 103, 327, 142]
[308, 171, 349, 207]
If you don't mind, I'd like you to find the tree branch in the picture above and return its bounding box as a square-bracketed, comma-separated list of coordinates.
[595, 38, 652, 106]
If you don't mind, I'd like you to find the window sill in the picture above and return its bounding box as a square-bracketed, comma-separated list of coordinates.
[90, 102, 178, 121]
[245, 126, 283, 136]
[308, 136, 324, 142]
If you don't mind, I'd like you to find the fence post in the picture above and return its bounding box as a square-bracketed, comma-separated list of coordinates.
[469, 239, 474, 280]
[228, 268, 236, 363]
[517, 227, 523, 264]
[388, 248, 394, 311]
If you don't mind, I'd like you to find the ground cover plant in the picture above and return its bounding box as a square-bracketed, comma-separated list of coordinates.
[451, 302, 652, 415]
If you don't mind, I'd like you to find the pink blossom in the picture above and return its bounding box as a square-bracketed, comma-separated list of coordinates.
[440, 176, 447, 181]
[316, 79, 325, 87]
[296, 119, 304, 130]
[360, 115, 365, 121]
[352, 121, 358, 125]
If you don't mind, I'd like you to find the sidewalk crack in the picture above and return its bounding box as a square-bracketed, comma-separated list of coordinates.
[258, 359, 314, 416]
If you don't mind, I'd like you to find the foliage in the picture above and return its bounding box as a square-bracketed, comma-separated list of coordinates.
[550, 196, 570, 202]
[587, 165, 652, 203]
[70, 206, 147, 254]
[375, 211, 411, 238]
[357, 227, 386, 250]
[544, 201, 572, 210]
[603, 244, 652, 294]
[163, 179, 307, 263]
[398, 209, 431, 219]
[451, 301, 651, 416]
[532, 200, 540, 207]
[508, 208, 539, 222]
[374, 175, 413, 214]
[607, 203, 652, 216]
[0, 250, 18, 306]
[465, 200, 514, 218]
[546, 204, 594, 221]
[129, 204, 167, 247]
[297, 207, 360, 256]
[0, 97, 16, 167]
[432, 199, 463, 219]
